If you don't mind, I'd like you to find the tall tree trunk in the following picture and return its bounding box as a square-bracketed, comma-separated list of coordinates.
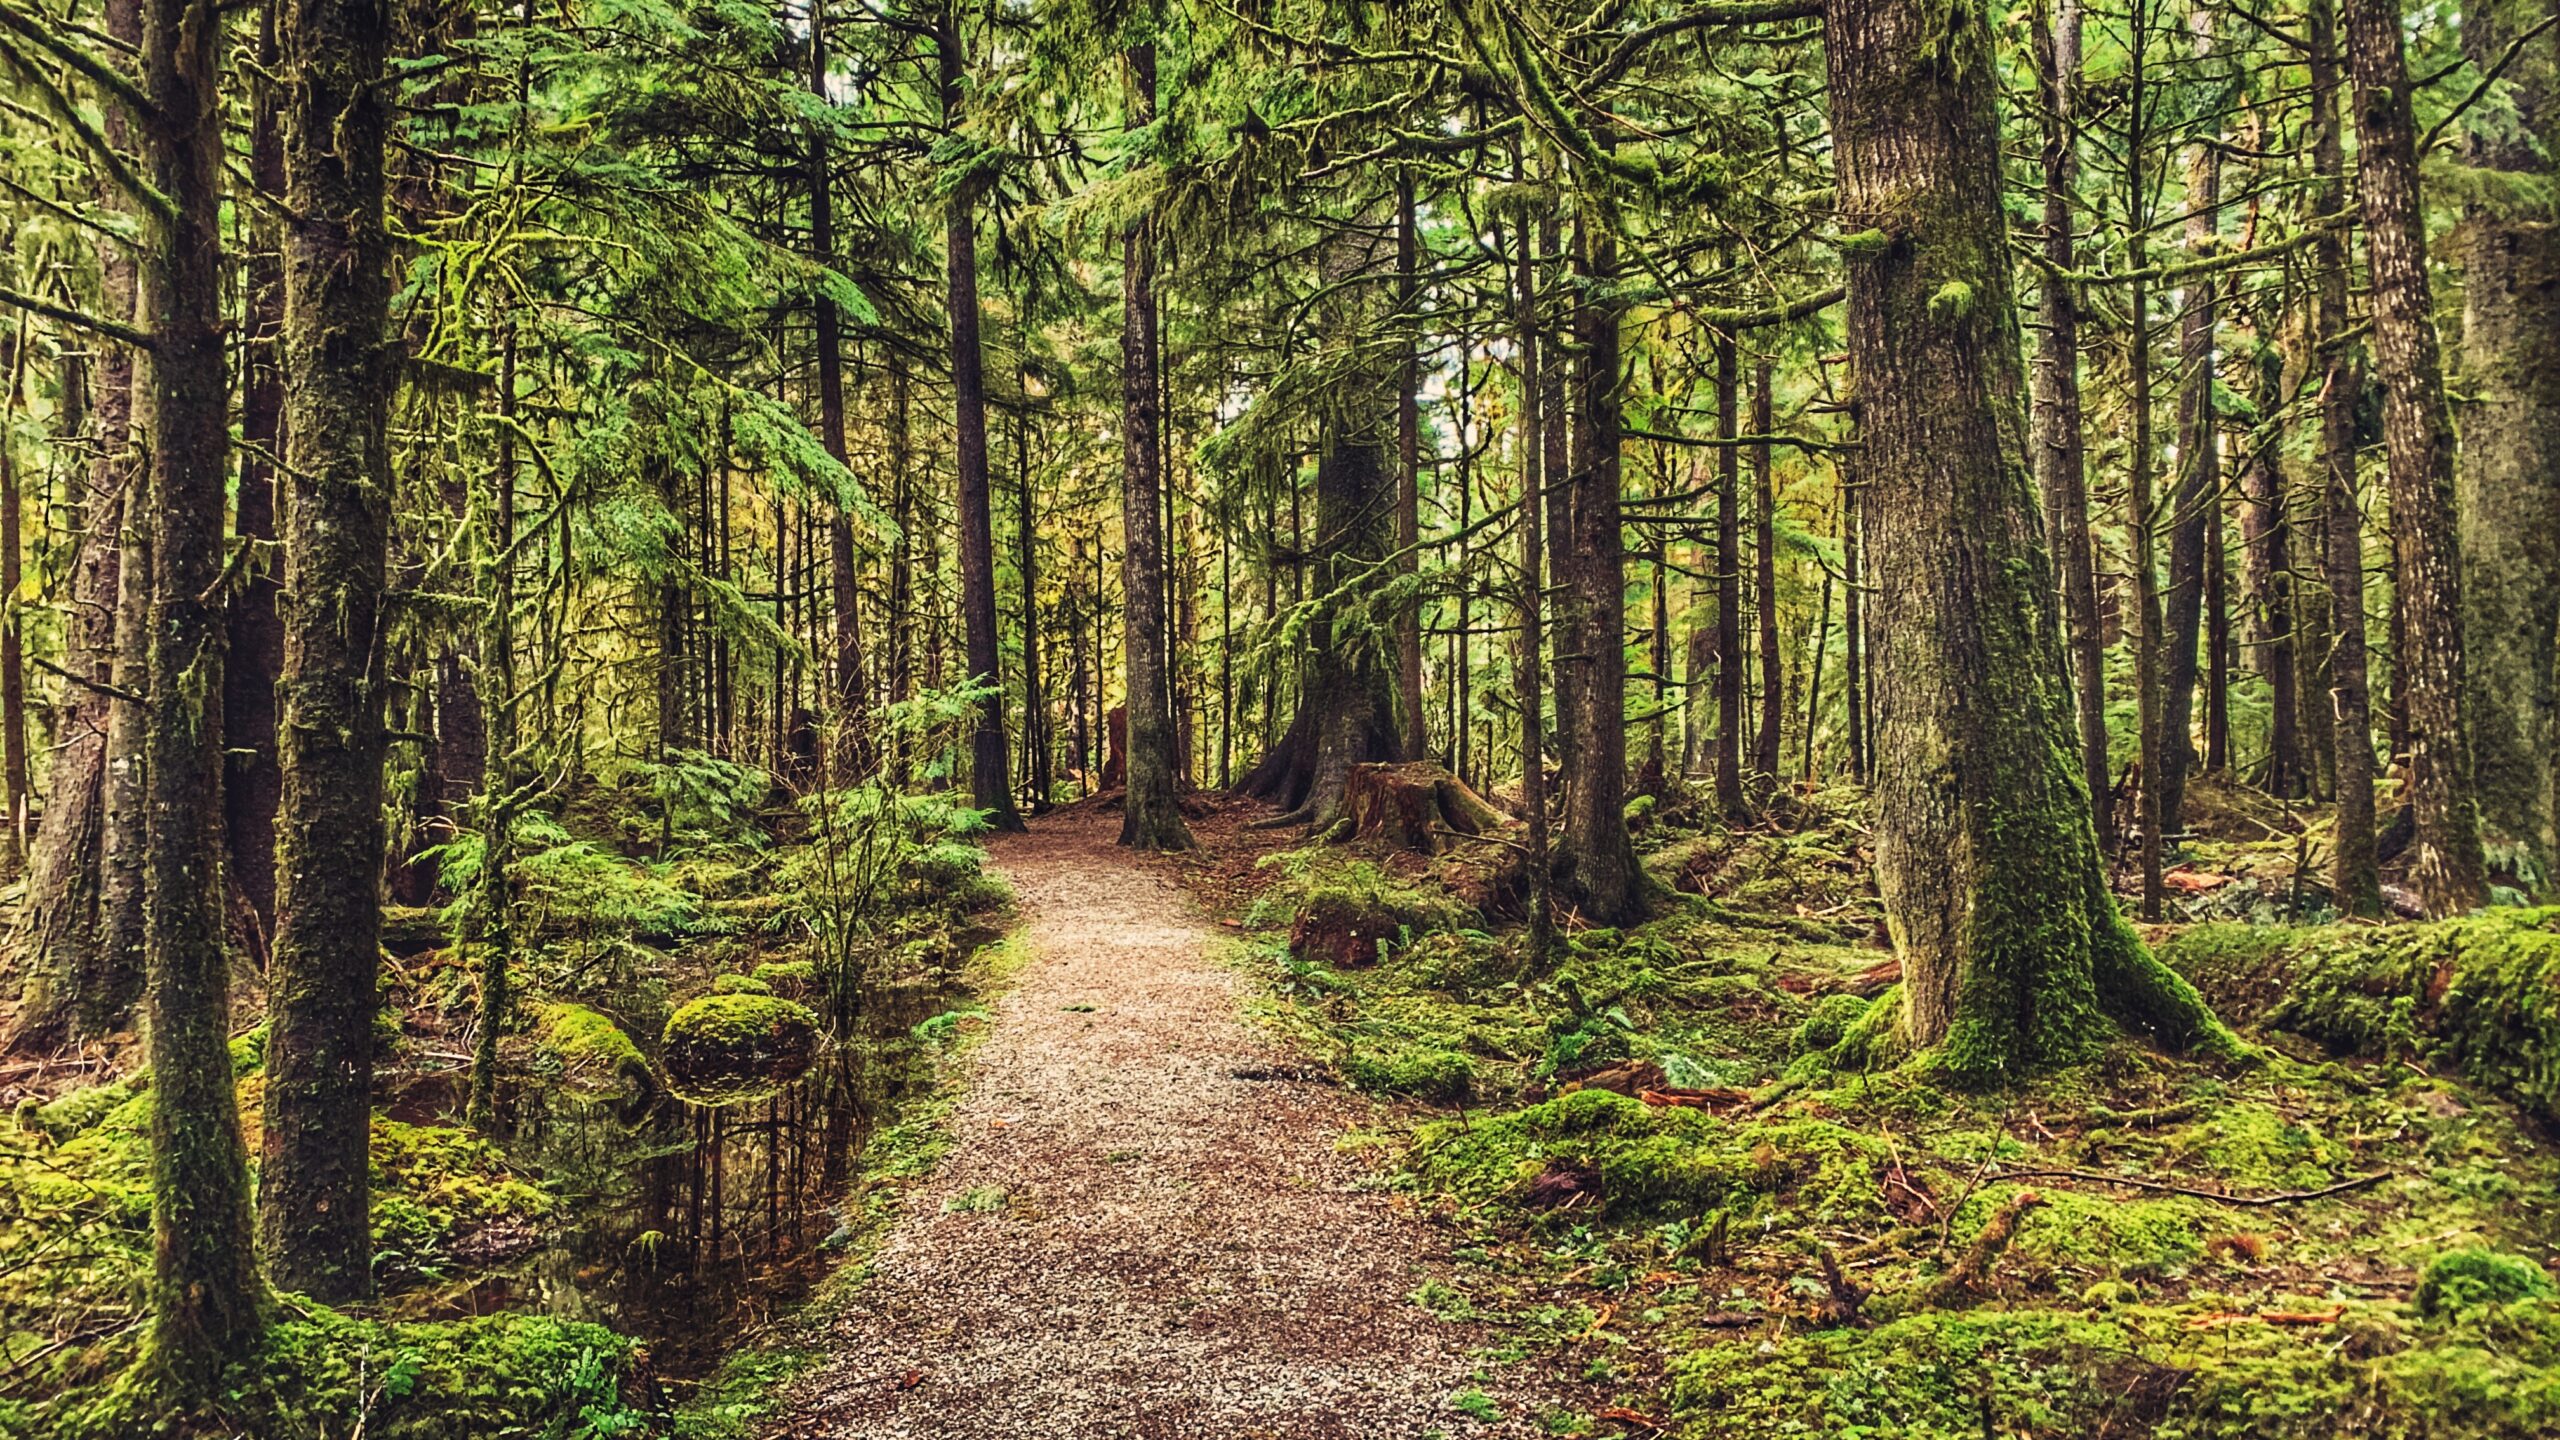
[939, 0, 1022, 831]
[225, 0, 287, 935]
[2159, 4, 2222, 832]
[1560, 216, 1638, 922]
[2032, 0, 2109, 832]
[1712, 334, 1743, 816]
[809, 1, 870, 776]
[1750, 361, 1782, 795]
[11, 0, 144, 1049]
[2239, 323, 2300, 797]
[2312, 0, 2380, 914]
[2455, 0, 2559, 889]
[1509, 204, 1553, 958]
[2129, 257, 2166, 916]
[1823, 0, 2227, 1077]
[261, 0, 394, 1302]
[1117, 40, 1191, 850]
[0, 328, 22, 877]
[138, 0, 267, 1393]
[1395, 172, 1427, 762]
[2344, 0, 2488, 915]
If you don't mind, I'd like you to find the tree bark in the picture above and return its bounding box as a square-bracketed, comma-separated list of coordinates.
[1750, 360, 1782, 796]
[1559, 216, 1639, 922]
[1823, 0, 2226, 1078]
[225, 0, 287, 934]
[2312, 0, 2381, 914]
[1118, 40, 1191, 850]
[1394, 171, 1427, 762]
[809, 1, 871, 777]
[1712, 334, 1743, 816]
[260, 0, 395, 1303]
[138, 0, 267, 1393]
[940, 0, 1022, 831]
[2455, 0, 2559, 889]
[2238, 322, 2300, 797]
[2344, 0, 2488, 915]
[1509, 202, 1553, 958]
[2159, 3, 2223, 833]
[2031, 0, 2109, 832]
[0, 329, 22, 878]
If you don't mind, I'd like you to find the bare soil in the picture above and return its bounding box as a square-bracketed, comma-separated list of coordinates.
[766, 804, 1564, 1439]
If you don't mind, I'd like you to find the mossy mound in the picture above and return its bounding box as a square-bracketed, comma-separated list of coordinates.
[751, 958, 818, 997]
[1275, 860, 1478, 968]
[2417, 1248, 2558, 1318]
[33, 1311, 645, 1439]
[1401, 1088, 1889, 1222]
[530, 1002, 650, 1098]
[370, 1119, 554, 1281]
[709, 972, 775, 996]
[2160, 909, 2560, 1123]
[1341, 1045, 1474, 1101]
[662, 992, 823, 1105]
[1667, 1297, 2560, 1439]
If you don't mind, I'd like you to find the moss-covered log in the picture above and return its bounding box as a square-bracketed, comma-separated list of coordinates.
[2161, 910, 2560, 1124]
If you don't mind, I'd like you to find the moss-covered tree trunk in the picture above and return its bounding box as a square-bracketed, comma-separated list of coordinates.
[2344, 0, 2488, 916]
[808, 0, 871, 778]
[2160, 10, 2222, 832]
[2455, 0, 2558, 889]
[1558, 217, 1639, 923]
[259, 0, 395, 1304]
[138, 0, 267, 1394]
[1117, 39, 1192, 852]
[1823, 0, 2228, 1080]
[1712, 332, 1743, 817]
[939, 0, 1021, 833]
[225, 9, 285, 935]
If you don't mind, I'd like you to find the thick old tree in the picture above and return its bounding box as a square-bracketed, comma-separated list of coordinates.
[1823, 0, 2230, 1077]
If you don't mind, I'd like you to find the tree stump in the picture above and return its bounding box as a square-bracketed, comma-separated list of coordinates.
[1337, 762, 1507, 853]
[1099, 704, 1128, 791]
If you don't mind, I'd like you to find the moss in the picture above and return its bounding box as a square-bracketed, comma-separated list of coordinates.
[1401, 1089, 1890, 1223]
[750, 959, 818, 996]
[662, 992, 823, 1106]
[530, 1002, 649, 1098]
[708, 972, 774, 996]
[370, 1119, 554, 1282]
[2416, 1248, 2558, 1317]
[1342, 1045, 1474, 1101]
[2160, 909, 2560, 1123]
[1973, 1185, 2210, 1281]
[1791, 993, 1874, 1056]
[39, 1310, 644, 1439]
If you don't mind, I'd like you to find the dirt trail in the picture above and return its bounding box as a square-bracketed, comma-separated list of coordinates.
[769, 806, 1555, 1439]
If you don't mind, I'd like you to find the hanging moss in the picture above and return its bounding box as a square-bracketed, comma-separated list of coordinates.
[662, 992, 822, 1106]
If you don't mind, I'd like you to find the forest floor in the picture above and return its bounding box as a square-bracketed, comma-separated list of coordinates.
[756, 803, 1578, 1439]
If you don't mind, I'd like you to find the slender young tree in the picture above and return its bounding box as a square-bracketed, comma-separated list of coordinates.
[260, 0, 397, 1303]
[1559, 214, 1639, 922]
[2310, 0, 2380, 913]
[2344, 0, 2487, 915]
[137, 0, 267, 1393]
[1823, 0, 2228, 1077]
[940, 0, 1022, 831]
[2030, 0, 2110, 831]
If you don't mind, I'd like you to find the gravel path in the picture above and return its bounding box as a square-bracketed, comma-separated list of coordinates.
[769, 806, 1557, 1439]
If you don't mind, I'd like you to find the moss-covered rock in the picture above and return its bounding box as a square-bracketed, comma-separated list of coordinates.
[662, 992, 823, 1106]
[709, 972, 775, 996]
[530, 1002, 650, 1099]
[751, 958, 818, 998]
[1342, 1045, 1474, 1101]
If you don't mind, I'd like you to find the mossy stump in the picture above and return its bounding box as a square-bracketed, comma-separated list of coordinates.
[661, 993, 821, 1106]
[1337, 762, 1506, 854]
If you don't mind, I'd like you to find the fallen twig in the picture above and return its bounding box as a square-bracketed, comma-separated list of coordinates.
[1987, 1166, 2389, 1207]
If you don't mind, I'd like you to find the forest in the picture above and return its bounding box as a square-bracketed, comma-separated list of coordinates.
[0, 0, 2556, 1433]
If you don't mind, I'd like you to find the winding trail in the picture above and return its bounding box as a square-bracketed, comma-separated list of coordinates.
[769, 805, 1553, 1439]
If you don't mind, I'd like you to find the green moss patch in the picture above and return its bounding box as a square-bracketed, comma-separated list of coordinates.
[2161, 909, 2560, 1123]
[662, 993, 823, 1106]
